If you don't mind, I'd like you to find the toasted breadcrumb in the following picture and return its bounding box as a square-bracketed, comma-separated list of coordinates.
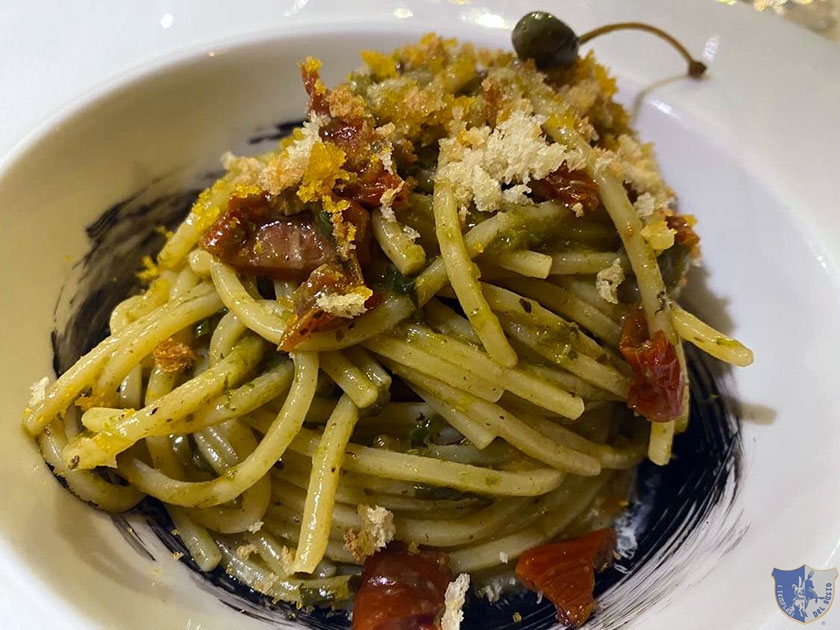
[171, 551, 184, 561]
[477, 582, 504, 603]
[595, 258, 625, 304]
[221, 151, 265, 188]
[377, 146, 395, 175]
[326, 83, 368, 120]
[592, 148, 621, 178]
[375, 122, 397, 141]
[441, 573, 470, 630]
[279, 546, 296, 574]
[343, 505, 395, 562]
[247, 520, 264, 533]
[136, 255, 159, 284]
[591, 136, 676, 221]
[632, 192, 655, 219]
[379, 205, 397, 222]
[437, 109, 585, 214]
[610, 135, 675, 210]
[561, 78, 604, 120]
[296, 141, 349, 207]
[614, 135, 667, 197]
[316, 286, 373, 319]
[260, 114, 327, 194]
[379, 181, 405, 214]
[153, 338, 198, 373]
[361, 49, 399, 79]
[236, 544, 258, 560]
[498, 551, 509, 564]
[402, 224, 420, 241]
[254, 572, 280, 594]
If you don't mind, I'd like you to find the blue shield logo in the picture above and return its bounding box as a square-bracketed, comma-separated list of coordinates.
[772, 565, 837, 624]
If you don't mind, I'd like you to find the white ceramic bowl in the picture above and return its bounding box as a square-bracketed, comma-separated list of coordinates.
[1, 1, 840, 628]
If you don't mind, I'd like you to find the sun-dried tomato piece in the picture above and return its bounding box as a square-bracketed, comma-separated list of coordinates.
[300, 58, 408, 211]
[277, 307, 343, 352]
[300, 59, 330, 118]
[338, 166, 407, 211]
[278, 263, 351, 351]
[291, 263, 353, 315]
[529, 164, 601, 214]
[665, 215, 700, 249]
[352, 543, 453, 630]
[619, 308, 684, 423]
[322, 117, 406, 210]
[515, 529, 617, 629]
[200, 194, 337, 281]
[301, 60, 375, 167]
[277, 256, 380, 351]
[322, 118, 377, 169]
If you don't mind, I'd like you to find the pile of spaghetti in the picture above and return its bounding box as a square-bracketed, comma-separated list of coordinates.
[23, 34, 752, 628]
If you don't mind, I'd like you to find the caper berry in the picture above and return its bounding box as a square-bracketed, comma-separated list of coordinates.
[512, 12, 708, 79]
[512, 11, 579, 69]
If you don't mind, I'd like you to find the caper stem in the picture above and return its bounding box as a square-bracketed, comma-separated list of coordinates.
[578, 22, 707, 78]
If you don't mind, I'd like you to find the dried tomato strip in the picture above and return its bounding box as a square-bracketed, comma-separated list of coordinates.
[516, 529, 617, 628]
[200, 194, 337, 281]
[529, 164, 601, 214]
[618, 308, 684, 423]
[352, 543, 452, 630]
[665, 214, 699, 249]
[300, 59, 408, 210]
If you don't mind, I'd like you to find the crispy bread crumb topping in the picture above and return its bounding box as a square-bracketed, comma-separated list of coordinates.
[344, 505, 396, 561]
